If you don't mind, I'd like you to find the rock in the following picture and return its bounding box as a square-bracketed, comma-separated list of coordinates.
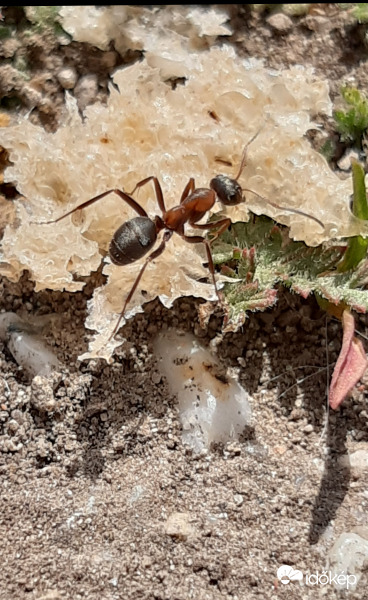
[57, 67, 78, 90]
[303, 15, 334, 34]
[328, 532, 368, 590]
[164, 512, 195, 540]
[31, 376, 57, 412]
[74, 74, 98, 111]
[337, 148, 360, 172]
[339, 445, 368, 478]
[266, 13, 293, 34]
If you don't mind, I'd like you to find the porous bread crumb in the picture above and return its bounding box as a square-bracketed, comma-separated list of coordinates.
[59, 5, 232, 54]
[0, 46, 358, 360]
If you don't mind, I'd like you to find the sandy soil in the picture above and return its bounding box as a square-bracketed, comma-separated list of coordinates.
[0, 5, 367, 600]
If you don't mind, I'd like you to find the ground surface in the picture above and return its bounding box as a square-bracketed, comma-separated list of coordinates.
[0, 5, 368, 600]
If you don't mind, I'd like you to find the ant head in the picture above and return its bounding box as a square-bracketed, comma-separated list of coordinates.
[210, 174, 243, 206]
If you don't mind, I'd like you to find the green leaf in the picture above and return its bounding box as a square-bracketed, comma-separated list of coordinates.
[211, 215, 368, 329]
[338, 160, 368, 272]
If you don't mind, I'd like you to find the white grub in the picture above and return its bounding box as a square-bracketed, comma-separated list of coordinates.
[0, 312, 60, 378]
[154, 330, 252, 453]
[1, 44, 360, 360]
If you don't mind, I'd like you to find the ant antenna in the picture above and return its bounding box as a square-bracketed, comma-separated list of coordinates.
[234, 126, 264, 181]
[241, 187, 325, 230]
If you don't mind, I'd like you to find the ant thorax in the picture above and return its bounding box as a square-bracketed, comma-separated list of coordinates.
[210, 174, 243, 206]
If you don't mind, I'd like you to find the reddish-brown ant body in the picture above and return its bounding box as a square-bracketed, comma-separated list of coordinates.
[44, 138, 324, 340]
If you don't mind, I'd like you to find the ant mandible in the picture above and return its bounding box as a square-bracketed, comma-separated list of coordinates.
[43, 133, 324, 340]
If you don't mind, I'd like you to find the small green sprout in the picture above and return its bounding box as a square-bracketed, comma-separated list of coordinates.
[24, 6, 64, 35]
[334, 87, 368, 145]
[339, 3, 368, 23]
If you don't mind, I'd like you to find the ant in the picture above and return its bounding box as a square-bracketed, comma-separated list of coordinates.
[43, 133, 324, 340]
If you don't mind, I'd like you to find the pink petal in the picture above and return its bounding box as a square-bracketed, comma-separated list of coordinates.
[329, 310, 367, 410]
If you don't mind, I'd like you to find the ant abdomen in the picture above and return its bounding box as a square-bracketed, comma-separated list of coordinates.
[109, 216, 157, 265]
[210, 174, 243, 206]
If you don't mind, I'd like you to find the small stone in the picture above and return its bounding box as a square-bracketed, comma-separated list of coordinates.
[164, 512, 195, 540]
[101, 51, 118, 69]
[57, 67, 78, 90]
[303, 424, 314, 434]
[227, 442, 242, 456]
[1, 38, 20, 59]
[25, 581, 35, 592]
[337, 149, 360, 172]
[74, 74, 98, 111]
[328, 532, 368, 590]
[5, 439, 23, 452]
[339, 447, 368, 479]
[303, 15, 334, 34]
[7, 419, 19, 434]
[266, 13, 293, 34]
[141, 555, 152, 569]
[274, 444, 287, 455]
[11, 409, 25, 424]
[152, 371, 162, 384]
[31, 376, 56, 412]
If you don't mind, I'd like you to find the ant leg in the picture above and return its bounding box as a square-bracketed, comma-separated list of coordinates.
[189, 218, 232, 244]
[180, 178, 195, 204]
[109, 230, 173, 340]
[181, 233, 223, 304]
[42, 188, 148, 224]
[129, 176, 166, 214]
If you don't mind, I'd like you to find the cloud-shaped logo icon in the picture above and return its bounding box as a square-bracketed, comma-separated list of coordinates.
[277, 565, 303, 585]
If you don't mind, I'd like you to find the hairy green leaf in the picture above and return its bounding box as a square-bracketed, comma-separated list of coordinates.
[211, 215, 368, 329]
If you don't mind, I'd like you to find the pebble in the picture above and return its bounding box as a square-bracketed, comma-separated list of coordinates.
[151, 371, 162, 384]
[74, 74, 98, 111]
[100, 51, 118, 69]
[266, 13, 293, 34]
[31, 376, 57, 412]
[57, 67, 78, 90]
[303, 15, 334, 34]
[337, 148, 360, 172]
[328, 532, 368, 590]
[303, 424, 314, 434]
[164, 512, 195, 540]
[7, 419, 19, 434]
[339, 447, 368, 478]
